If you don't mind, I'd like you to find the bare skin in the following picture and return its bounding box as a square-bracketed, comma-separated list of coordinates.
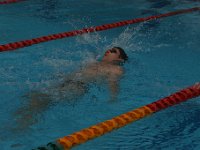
[61, 61, 123, 98]
[15, 47, 126, 129]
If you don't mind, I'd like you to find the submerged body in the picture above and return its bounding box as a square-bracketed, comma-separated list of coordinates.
[59, 61, 123, 98]
[15, 47, 128, 129]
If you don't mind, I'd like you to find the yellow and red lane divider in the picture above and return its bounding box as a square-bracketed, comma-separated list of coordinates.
[0, 0, 24, 4]
[33, 83, 200, 150]
[1, 7, 200, 52]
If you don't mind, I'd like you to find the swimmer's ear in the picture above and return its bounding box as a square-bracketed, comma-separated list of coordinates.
[118, 58, 127, 64]
[112, 59, 125, 66]
[115, 58, 125, 62]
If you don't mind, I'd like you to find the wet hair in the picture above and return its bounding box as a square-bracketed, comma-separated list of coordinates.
[114, 47, 128, 61]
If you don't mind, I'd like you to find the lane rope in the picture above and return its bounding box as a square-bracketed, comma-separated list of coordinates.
[0, 0, 24, 4]
[33, 83, 200, 150]
[1, 7, 200, 52]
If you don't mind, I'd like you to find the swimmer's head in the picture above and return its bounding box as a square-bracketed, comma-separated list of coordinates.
[102, 47, 128, 64]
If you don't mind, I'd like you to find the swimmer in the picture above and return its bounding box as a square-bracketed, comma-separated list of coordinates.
[59, 46, 128, 100]
[15, 47, 128, 129]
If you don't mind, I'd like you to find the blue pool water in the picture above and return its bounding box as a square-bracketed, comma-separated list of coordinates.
[0, 0, 200, 150]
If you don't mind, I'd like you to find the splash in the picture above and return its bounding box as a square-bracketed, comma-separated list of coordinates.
[108, 24, 150, 52]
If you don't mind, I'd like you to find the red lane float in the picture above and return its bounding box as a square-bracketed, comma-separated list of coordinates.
[0, 0, 24, 4]
[0, 7, 200, 52]
[33, 83, 200, 150]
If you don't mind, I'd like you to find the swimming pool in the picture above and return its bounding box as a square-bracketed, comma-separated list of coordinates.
[0, 0, 200, 149]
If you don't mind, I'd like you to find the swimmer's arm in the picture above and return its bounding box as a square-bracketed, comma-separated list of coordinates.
[108, 73, 122, 101]
[108, 68, 123, 101]
[108, 80, 119, 100]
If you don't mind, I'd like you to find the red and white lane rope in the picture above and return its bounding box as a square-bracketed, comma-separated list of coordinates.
[0, 0, 24, 4]
[0, 7, 199, 52]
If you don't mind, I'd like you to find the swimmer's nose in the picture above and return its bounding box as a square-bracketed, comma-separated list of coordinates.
[105, 50, 110, 56]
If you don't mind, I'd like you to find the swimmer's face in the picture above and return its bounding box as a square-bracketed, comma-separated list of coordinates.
[102, 48, 124, 63]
